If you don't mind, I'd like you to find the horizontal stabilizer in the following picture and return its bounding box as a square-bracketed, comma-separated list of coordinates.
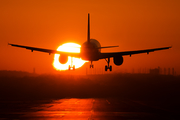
[97, 46, 119, 49]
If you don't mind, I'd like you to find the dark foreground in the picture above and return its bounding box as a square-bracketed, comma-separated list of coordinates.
[0, 71, 180, 119]
[0, 98, 180, 119]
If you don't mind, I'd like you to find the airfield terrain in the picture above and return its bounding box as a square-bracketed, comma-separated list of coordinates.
[0, 71, 180, 119]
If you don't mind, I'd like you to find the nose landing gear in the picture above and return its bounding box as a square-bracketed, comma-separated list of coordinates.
[105, 58, 112, 71]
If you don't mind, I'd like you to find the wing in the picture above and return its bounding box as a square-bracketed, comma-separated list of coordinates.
[8, 43, 80, 57]
[99, 46, 172, 59]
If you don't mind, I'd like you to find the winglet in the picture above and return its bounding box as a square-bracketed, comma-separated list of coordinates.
[87, 13, 90, 43]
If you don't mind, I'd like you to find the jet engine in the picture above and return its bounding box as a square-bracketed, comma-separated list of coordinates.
[113, 56, 123, 66]
[59, 55, 68, 64]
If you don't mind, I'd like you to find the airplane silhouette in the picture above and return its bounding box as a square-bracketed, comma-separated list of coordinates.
[9, 13, 171, 71]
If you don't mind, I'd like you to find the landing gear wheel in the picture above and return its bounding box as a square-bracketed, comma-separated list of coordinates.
[109, 66, 112, 71]
[105, 66, 108, 71]
[90, 65, 94, 68]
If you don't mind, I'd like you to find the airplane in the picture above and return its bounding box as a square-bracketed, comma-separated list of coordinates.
[9, 13, 171, 71]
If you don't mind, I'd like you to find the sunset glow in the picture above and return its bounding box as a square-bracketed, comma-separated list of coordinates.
[1, 0, 179, 74]
[53, 43, 87, 71]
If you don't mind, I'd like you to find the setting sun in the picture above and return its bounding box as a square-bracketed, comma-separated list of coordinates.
[53, 43, 87, 71]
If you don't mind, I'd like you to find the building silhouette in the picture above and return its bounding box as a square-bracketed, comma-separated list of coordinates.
[149, 67, 160, 75]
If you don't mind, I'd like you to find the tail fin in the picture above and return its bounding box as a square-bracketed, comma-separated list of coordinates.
[87, 13, 90, 43]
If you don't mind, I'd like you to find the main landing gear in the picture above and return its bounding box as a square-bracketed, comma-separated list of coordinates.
[90, 61, 94, 68]
[68, 65, 75, 70]
[89, 59, 112, 71]
[68, 57, 75, 70]
[105, 58, 112, 71]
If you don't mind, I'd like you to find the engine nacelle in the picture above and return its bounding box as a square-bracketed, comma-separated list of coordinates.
[59, 55, 68, 64]
[113, 56, 123, 66]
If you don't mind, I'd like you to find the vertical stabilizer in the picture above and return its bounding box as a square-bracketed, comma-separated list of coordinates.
[87, 13, 90, 43]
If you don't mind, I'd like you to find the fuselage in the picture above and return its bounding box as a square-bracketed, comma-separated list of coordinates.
[80, 39, 101, 61]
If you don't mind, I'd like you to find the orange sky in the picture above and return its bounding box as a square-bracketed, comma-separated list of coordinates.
[0, 0, 180, 74]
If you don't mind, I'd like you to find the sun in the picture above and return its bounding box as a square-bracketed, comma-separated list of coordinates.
[53, 43, 87, 71]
